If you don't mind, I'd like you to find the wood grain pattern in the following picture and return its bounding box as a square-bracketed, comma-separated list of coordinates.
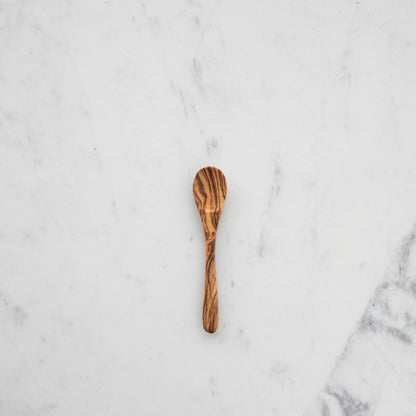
[193, 166, 227, 333]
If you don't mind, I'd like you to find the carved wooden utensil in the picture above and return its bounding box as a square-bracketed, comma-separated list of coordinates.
[193, 166, 227, 333]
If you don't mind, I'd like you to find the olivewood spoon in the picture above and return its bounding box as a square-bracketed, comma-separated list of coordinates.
[193, 166, 227, 333]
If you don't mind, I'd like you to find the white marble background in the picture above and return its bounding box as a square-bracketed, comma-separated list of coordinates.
[1, 0, 416, 415]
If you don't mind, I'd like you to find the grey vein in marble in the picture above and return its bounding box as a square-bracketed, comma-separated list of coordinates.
[257, 159, 281, 258]
[305, 226, 416, 415]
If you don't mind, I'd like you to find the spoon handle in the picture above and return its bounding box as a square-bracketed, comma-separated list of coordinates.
[203, 237, 218, 333]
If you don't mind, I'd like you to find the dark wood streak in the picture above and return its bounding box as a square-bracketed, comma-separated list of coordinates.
[193, 166, 227, 333]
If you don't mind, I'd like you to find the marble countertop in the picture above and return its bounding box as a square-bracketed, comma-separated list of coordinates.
[1, 1, 416, 415]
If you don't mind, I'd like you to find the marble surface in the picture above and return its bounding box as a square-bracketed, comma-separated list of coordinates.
[1, 0, 416, 415]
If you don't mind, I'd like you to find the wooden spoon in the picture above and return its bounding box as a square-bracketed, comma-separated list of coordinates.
[193, 166, 227, 333]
